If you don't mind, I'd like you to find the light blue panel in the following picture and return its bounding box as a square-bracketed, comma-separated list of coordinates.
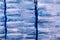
[0, 0, 5, 40]
[6, 0, 36, 40]
[38, 0, 60, 40]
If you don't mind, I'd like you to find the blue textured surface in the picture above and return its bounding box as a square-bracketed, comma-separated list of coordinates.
[0, 0, 60, 40]
[6, 0, 36, 40]
[38, 0, 60, 40]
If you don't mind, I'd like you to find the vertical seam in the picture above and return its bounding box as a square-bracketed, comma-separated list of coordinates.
[34, 0, 38, 40]
[4, 0, 7, 40]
